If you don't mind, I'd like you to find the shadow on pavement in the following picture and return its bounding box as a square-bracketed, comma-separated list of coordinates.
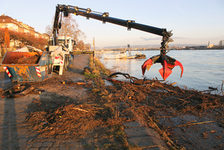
[1, 97, 20, 150]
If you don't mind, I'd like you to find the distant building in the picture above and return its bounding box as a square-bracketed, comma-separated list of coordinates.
[207, 41, 214, 48]
[219, 40, 224, 47]
[0, 14, 49, 40]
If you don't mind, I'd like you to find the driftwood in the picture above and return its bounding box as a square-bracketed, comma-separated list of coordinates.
[168, 120, 216, 129]
[108, 72, 155, 85]
[12, 86, 35, 98]
[108, 72, 179, 94]
[108, 72, 138, 84]
[72, 107, 89, 112]
[1, 84, 35, 98]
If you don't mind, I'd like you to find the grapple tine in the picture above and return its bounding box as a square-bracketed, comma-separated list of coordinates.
[142, 54, 184, 80]
[174, 60, 184, 78]
[141, 58, 152, 75]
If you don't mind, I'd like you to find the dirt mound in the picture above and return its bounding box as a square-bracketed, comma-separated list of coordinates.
[2, 52, 41, 64]
[16, 55, 40, 64]
[3, 55, 40, 64]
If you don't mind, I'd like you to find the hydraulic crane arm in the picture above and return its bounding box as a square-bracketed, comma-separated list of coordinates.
[52, 4, 183, 81]
[52, 4, 172, 50]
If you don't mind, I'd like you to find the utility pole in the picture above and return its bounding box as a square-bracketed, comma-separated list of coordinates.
[93, 37, 95, 51]
[93, 37, 95, 57]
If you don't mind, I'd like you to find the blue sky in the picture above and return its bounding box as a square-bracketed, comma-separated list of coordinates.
[1, 0, 224, 48]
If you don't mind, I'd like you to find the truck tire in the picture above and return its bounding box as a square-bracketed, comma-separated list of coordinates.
[64, 56, 69, 71]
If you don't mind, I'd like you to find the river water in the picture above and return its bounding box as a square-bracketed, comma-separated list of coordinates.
[97, 49, 224, 94]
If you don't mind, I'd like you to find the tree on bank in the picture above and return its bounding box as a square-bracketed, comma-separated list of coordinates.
[46, 14, 90, 50]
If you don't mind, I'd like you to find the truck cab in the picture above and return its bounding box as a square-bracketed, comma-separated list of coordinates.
[57, 36, 76, 53]
[48, 36, 75, 75]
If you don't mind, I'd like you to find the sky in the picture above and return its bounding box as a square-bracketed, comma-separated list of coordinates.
[0, 0, 224, 48]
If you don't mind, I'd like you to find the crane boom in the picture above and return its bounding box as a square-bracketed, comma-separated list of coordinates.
[52, 4, 172, 50]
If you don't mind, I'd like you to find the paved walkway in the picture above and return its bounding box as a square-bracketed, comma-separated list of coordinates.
[124, 121, 167, 150]
[0, 55, 90, 150]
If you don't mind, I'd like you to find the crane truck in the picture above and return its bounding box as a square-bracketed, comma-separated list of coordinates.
[50, 4, 183, 79]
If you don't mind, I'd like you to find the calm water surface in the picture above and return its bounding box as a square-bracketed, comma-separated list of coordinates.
[98, 49, 224, 93]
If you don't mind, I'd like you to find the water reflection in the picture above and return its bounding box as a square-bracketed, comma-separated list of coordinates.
[98, 50, 224, 94]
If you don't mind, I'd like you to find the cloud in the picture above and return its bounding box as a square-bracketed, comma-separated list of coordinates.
[140, 36, 189, 41]
[173, 36, 189, 40]
[140, 37, 161, 41]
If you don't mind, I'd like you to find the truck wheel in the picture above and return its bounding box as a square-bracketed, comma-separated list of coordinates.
[64, 61, 67, 71]
[64, 57, 69, 71]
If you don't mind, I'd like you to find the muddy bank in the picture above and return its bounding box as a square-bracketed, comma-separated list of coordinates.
[0, 54, 224, 149]
[106, 78, 224, 149]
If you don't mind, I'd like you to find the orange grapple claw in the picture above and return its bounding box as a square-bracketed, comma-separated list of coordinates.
[141, 54, 184, 80]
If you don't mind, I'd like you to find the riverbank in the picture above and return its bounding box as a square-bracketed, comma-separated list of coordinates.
[99, 49, 224, 94]
[0, 54, 223, 149]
